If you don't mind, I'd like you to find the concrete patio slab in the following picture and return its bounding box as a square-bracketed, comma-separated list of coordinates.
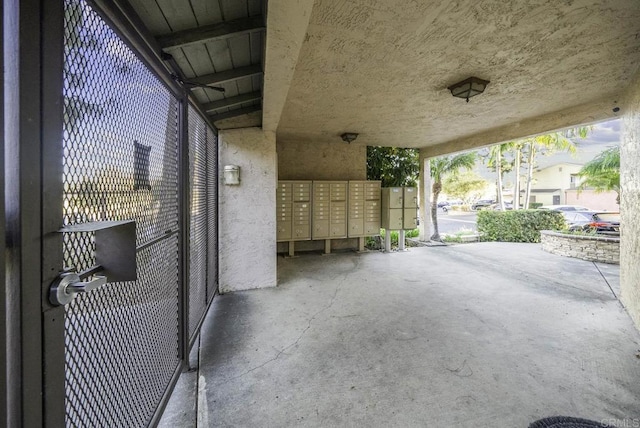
[160, 243, 640, 427]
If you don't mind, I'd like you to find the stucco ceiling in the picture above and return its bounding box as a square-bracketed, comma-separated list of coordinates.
[266, 0, 640, 153]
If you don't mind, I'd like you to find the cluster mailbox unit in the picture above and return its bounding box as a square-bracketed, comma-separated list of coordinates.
[277, 180, 382, 255]
[381, 187, 418, 230]
[381, 186, 418, 251]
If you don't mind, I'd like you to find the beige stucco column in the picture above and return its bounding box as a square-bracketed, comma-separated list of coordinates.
[218, 128, 277, 293]
[418, 150, 431, 241]
[620, 72, 640, 330]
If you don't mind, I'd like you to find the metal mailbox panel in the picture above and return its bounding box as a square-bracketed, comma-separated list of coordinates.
[277, 222, 292, 241]
[364, 221, 381, 235]
[294, 227, 310, 240]
[293, 202, 311, 240]
[365, 181, 381, 200]
[382, 187, 403, 209]
[330, 222, 347, 238]
[313, 220, 330, 239]
[313, 182, 329, 202]
[403, 208, 418, 229]
[331, 201, 346, 221]
[382, 208, 404, 230]
[293, 181, 311, 202]
[348, 218, 364, 237]
[403, 187, 418, 208]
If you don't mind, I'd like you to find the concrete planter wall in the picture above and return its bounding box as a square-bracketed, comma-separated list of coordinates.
[540, 230, 620, 264]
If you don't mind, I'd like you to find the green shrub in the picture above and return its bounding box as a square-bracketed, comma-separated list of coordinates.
[530, 202, 543, 209]
[477, 209, 565, 243]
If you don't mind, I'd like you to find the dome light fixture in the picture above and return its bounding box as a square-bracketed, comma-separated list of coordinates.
[448, 77, 490, 102]
[341, 132, 359, 144]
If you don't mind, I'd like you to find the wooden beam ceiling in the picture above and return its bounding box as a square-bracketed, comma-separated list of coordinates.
[158, 16, 265, 50]
[209, 105, 262, 123]
[202, 92, 262, 113]
[189, 64, 262, 88]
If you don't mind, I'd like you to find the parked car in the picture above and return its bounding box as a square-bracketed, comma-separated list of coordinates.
[440, 200, 463, 213]
[539, 204, 590, 211]
[471, 199, 495, 211]
[583, 212, 620, 234]
[491, 201, 513, 210]
[562, 211, 598, 231]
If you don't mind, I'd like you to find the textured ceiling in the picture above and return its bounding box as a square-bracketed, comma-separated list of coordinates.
[273, 0, 640, 150]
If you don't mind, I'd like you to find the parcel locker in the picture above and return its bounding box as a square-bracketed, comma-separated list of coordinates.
[403, 208, 418, 229]
[403, 187, 418, 208]
[382, 186, 418, 230]
[382, 187, 403, 209]
[381, 207, 403, 230]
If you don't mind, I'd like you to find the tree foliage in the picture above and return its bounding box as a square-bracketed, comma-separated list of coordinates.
[442, 170, 489, 203]
[366, 146, 419, 187]
[577, 146, 620, 203]
[429, 152, 477, 241]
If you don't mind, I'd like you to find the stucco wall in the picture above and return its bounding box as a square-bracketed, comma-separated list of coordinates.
[621, 73, 640, 329]
[219, 128, 277, 293]
[277, 139, 366, 180]
[532, 163, 582, 189]
[565, 189, 619, 211]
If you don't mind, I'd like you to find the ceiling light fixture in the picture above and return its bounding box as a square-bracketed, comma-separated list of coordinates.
[448, 77, 490, 102]
[341, 133, 359, 144]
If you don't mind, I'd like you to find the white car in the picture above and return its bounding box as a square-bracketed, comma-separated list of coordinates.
[539, 204, 590, 211]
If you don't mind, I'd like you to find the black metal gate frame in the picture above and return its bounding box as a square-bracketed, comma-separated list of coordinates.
[3, 0, 219, 425]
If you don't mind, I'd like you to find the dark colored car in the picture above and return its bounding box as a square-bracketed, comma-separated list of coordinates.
[584, 212, 620, 234]
[562, 211, 598, 231]
[564, 211, 620, 234]
[471, 199, 495, 211]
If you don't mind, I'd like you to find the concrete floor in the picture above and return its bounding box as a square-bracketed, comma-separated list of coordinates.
[160, 243, 640, 427]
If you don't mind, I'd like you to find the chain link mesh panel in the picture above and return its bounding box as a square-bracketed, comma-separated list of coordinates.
[63, 1, 180, 425]
[188, 107, 208, 338]
[207, 129, 219, 303]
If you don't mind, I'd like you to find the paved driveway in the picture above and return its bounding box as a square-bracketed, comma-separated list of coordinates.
[161, 243, 639, 427]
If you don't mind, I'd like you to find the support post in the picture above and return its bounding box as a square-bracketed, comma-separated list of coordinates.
[384, 230, 392, 253]
[288, 241, 295, 257]
[399, 230, 406, 251]
[418, 150, 432, 241]
[358, 237, 365, 252]
[324, 239, 331, 254]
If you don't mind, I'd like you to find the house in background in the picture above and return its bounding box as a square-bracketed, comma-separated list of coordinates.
[525, 162, 618, 211]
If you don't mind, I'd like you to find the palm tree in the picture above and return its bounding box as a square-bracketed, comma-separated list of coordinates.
[485, 143, 512, 210]
[430, 152, 477, 241]
[522, 133, 578, 208]
[577, 146, 620, 204]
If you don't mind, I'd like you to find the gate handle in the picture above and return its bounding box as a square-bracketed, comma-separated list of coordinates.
[49, 272, 107, 306]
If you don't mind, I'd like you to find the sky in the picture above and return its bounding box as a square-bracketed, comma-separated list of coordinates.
[539, 118, 621, 168]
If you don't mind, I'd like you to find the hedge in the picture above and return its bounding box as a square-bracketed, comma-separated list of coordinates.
[477, 210, 565, 243]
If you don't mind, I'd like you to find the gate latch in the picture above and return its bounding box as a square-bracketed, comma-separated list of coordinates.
[49, 272, 107, 306]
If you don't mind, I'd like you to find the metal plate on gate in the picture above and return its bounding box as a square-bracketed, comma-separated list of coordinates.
[59, 220, 137, 282]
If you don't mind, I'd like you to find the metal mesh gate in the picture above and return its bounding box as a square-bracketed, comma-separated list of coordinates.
[188, 107, 209, 339]
[60, 1, 218, 425]
[207, 129, 219, 304]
